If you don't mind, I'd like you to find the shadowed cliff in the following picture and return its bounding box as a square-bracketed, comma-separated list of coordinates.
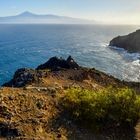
[110, 29, 140, 53]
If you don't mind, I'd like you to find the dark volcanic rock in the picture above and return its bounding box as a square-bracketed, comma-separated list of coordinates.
[109, 29, 140, 53]
[0, 122, 21, 137]
[3, 56, 80, 87]
[3, 68, 38, 87]
[36, 56, 80, 71]
[2, 56, 140, 92]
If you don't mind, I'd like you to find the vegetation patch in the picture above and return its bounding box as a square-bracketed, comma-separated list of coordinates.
[62, 87, 140, 129]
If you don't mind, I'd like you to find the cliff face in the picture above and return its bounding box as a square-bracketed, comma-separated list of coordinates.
[36, 56, 80, 71]
[1, 56, 140, 139]
[3, 56, 140, 93]
[110, 29, 140, 53]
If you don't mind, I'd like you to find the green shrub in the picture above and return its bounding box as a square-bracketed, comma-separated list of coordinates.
[62, 87, 140, 128]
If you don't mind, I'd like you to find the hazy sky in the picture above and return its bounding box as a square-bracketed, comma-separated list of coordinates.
[0, 0, 140, 25]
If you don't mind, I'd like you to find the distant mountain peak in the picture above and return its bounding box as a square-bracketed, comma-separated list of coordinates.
[0, 11, 95, 24]
[18, 11, 36, 16]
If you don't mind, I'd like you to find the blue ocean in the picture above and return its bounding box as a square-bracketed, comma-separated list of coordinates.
[0, 24, 140, 85]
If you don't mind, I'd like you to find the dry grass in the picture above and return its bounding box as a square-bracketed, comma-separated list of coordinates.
[0, 87, 64, 139]
[1, 68, 140, 139]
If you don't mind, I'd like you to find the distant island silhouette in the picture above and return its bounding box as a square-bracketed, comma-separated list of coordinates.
[0, 11, 95, 24]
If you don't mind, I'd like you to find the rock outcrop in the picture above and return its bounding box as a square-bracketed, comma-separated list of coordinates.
[36, 56, 80, 71]
[3, 56, 80, 87]
[3, 68, 38, 87]
[0, 122, 21, 137]
[109, 29, 140, 53]
[2, 56, 140, 93]
[1, 56, 140, 139]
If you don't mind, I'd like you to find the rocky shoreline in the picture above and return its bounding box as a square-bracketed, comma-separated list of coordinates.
[2, 56, 140, 93]
[110, 29, 140, 53]
[1, 56, 140, 139]
[3, 56, 80, 87]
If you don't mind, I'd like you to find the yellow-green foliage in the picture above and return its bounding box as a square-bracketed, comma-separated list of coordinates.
[63, 87, 140, 127]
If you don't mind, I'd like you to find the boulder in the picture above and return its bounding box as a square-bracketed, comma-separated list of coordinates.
[0, 122, 21, 137]
[36, 56, 80, 71]
[3, 68, 38, 87]
[109, 29, 140, 53]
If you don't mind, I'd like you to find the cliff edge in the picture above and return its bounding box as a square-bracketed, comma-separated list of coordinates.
[1, 56, 140, 140]
[110, 29, 140, 53]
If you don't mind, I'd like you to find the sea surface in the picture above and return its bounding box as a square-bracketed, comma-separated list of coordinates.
[0, 24, 140, 85]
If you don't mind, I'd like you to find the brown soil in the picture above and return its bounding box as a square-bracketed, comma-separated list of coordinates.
[1, 68, 140, 139]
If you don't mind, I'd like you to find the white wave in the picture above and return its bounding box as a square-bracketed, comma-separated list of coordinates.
[123, 51, 140, 61]
[109, 45, 140, 62]
[109, 45, 126, 51]
[100, 43, 108, 47]
[132, 59, 140, 66]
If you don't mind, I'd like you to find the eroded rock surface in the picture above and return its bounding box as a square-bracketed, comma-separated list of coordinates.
[2, 56, 140, 92]
[3, 68, 38, 87]
[110, 29, 140, 53]
[1, 56, 140, 139]
[36, 56, 80, 71]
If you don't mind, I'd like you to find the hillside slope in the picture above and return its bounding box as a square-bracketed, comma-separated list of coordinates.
[1, 56, 140, 140]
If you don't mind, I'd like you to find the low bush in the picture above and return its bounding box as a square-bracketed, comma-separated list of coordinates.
[62, 87, 140, 128]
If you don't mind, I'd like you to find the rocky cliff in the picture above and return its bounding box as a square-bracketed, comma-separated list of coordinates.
[1, 56, 140, 140]
[3, 56, 140, 92]
[110, 29, 140, 53]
